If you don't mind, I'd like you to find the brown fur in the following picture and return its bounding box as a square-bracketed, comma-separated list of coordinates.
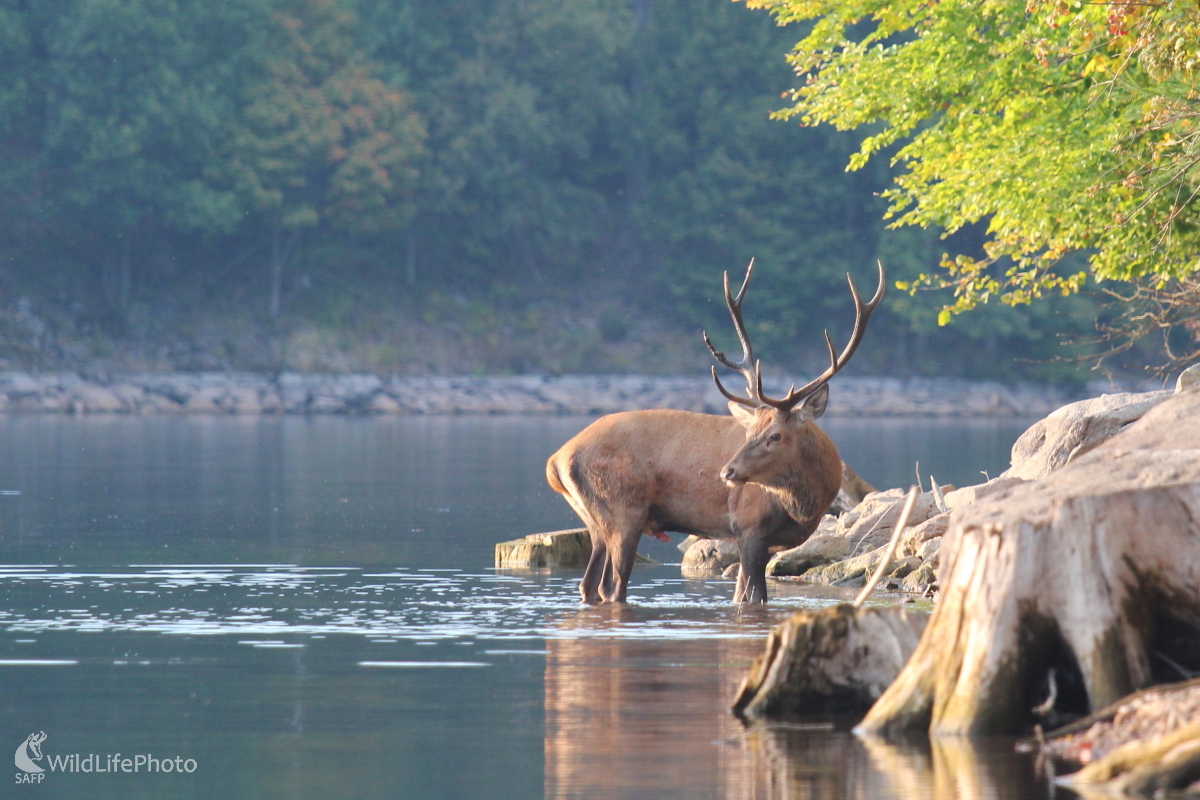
[546, 396, 842, 604]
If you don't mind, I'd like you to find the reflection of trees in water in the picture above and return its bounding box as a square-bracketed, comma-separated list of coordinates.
[542, 607, 1049, 799]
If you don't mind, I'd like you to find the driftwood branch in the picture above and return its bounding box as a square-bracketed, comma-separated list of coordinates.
[851, 486, 918, 608]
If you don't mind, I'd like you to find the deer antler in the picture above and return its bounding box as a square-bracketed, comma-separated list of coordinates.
[705, 260, 886, 412]
[703, 260, 762, 408]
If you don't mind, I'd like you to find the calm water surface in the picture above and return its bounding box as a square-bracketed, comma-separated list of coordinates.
[0, 414, 1070, 799]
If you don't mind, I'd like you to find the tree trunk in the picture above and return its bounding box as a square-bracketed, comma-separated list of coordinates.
[101, 236, 132, 318]
[856, 389, 1200, 737]
[268, 226, 302, 319]
[405, 229, 418, 286]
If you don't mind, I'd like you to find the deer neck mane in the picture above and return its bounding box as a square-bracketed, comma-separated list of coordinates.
[760, 472, 825, 525]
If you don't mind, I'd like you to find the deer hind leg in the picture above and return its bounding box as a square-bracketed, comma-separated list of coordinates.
[593, 506, 650, 603]
[601, 531, 642, 603]
[579, 533, 608, 604]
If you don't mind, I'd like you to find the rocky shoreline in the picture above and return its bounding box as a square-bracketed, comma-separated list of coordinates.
[0, 371, 1112, 416]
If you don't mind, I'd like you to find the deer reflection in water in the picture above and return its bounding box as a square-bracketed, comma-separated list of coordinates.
[541, 605, 1052, 799]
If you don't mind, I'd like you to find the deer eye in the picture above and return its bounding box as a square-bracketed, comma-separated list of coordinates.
[768, 432, 782, 443]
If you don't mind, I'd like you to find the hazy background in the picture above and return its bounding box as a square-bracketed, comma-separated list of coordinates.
[0, 0, 1106, 384]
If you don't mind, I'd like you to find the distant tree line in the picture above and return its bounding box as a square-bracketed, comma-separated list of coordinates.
[0, 0, 1106, 382]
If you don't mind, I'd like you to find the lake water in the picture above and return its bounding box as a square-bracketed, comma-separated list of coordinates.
[0, 414, 1072, 799]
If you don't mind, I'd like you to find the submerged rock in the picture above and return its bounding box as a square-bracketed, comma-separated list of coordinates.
[681, 539, 741, 574]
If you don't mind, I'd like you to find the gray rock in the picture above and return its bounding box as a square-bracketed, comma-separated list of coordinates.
[370, 393, 403, 413]
[899, 512, 949, 557]
[766, 526, 849, 577]
[1003, 391, 1173, 480]
[681, 539, 741, 573]
[1178, 363, 1200, 393]
[887, 556, 923, 579]
[67, 384, 126, 413]
[901, 563, 937, 592]
[943, 476, 1028, 510]
[915, 536, 942, 562]
[831, 488, 941, 553]
[763, 487, 942, 588]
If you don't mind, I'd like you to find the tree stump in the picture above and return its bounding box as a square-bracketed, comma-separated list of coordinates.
[731, 603, 928, 718]
[495, 529, 592, 568]
[857, 390, 1200, 737]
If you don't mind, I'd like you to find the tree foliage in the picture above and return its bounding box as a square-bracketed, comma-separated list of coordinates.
[0, 0, 1105, 380]
[743, 0, 1200, 325]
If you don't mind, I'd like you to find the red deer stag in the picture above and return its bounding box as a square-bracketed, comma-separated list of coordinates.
[546, 261, 884, 603]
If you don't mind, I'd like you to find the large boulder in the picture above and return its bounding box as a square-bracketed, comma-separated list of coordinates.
[828, 488, 942, 552]
[681, 539, 741, 574]
[766, 525, 851, 577]
[765, 488, 943, 586]
[1003, 390, 1173, 480]
[1177, 363, 1200, 392]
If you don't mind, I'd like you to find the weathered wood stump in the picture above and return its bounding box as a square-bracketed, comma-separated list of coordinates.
[494, 529, 592, 568]
[495, 529, 659, 569]
[1038, 678, 1200, 797]
[731, 603, 928, 718]
[857, 390, 1200, 737]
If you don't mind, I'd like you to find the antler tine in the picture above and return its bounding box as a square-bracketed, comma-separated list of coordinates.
[710, 366, 756, 408]
[765, 261, 886, 411]
[703, 259, 761, 407]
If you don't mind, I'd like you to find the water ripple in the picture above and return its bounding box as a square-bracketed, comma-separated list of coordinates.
[1, 564, 843, 641]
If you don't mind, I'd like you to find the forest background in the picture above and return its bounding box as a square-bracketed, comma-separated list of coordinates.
[0, 0, 1147, 385]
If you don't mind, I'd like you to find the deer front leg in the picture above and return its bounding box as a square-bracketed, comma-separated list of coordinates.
[735, 537, 770, 604]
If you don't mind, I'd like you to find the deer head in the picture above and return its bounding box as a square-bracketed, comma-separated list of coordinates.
[704, 259, 884, 487]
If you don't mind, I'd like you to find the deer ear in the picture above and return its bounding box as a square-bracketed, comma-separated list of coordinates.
[796, 384, 829, 421]
[727, 401, 757, 428]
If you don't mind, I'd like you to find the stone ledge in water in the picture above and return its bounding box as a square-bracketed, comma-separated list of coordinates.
[493, 528, 659, 569]
[680, 539, 740, 574]
[495, 529, 592, 569]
